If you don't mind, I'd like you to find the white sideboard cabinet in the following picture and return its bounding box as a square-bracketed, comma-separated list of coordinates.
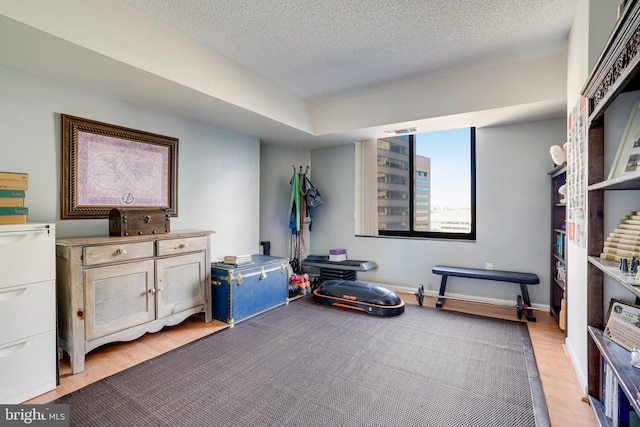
[0, 223, 56, 404]
[56, 230, 213, 374]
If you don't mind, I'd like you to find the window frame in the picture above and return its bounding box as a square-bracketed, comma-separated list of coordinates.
[378, 127, 477, 240]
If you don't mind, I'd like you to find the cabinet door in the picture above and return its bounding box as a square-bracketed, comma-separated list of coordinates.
[84, 260, 156, 341]
[156, 252, 206, 319]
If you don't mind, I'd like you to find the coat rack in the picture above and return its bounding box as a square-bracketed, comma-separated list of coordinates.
[290, 165, 318, 273]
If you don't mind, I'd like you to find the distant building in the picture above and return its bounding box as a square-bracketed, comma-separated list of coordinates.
[376, 136, 431, 231]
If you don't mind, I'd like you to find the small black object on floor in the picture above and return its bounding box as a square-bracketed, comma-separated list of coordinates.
[313, 279, 405, 316]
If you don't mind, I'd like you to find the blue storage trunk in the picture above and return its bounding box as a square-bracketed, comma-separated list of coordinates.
[211, 255, 290, 325]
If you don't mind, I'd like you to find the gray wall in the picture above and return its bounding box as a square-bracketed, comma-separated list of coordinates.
[259, 145, 311, 259]
[2, 62, 566, 307]
[261, 119, 565, 307]
[0, 65, 261, 260]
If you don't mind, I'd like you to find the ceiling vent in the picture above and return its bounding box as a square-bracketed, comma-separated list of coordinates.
[384, 127, 418, 136]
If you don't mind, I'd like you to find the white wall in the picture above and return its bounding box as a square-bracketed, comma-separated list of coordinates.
[297, 119, 564, 307]
[259, 145, 311, 259]
[564, 0, 620, 392]
[0, 65, 260, 260]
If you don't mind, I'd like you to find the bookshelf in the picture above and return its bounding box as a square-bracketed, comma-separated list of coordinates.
[582, 2, 640, 425]
[549, 164, 567, 329]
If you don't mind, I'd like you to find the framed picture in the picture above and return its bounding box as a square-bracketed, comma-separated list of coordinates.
[608, 99, 640, 180]
[61, 114, 178, 219]
[603, 298, 640, 351]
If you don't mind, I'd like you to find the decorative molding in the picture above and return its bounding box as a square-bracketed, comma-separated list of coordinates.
[583, 2, 640, 121]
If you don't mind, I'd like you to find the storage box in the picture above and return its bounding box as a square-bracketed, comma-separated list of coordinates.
[211, 255, 289, 325]
[109, 208, 170, 236]
[329, 249, 347, 262]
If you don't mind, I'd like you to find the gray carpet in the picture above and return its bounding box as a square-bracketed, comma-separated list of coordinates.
[54, 296, 550, 427]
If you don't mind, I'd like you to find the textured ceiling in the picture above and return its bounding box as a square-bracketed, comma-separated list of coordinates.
[0, 1, 582, 147]
[123, 0, 580, 103]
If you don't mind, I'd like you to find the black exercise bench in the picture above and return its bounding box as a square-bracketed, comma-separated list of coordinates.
[427, 265, 540, 321]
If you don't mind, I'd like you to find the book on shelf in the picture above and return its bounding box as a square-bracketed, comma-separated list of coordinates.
[0, 189, 26, 198]
[600, 355, 606, 402]
[0, 207, 28, 215]
[605, 240, 640, 252]
[600, 253, 620, 262]
[556, 233, 565, 257]
[601, 352, 639, 426]
[618, 388, 634, 427]
[608, 234, 640, 245]
[602, 246, 640, 258]
[0, 183, 27, 210]
[619, 223, 640, 231]
[0, 179, 28, 191]
[602, 360, 617, 419]
[0, 215, 27, 224]
[0, 171, 28, 181]
[0, 197, 24, 207]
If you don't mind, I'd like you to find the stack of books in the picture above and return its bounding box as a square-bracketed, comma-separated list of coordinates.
[600, 211, 640, 262]
[222, 254, 253, 266]
[0, 171, 29, 224]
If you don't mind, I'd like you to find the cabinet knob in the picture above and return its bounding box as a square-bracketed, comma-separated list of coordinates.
[148, 288, 156, 294]
[114, 248, 127, 256]
[179, 243, 188, 249]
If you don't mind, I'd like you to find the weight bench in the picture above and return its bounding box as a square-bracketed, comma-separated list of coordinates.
[428, 265, 540, 321]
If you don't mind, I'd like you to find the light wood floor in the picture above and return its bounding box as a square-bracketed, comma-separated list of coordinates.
[26, 294, 597, 426]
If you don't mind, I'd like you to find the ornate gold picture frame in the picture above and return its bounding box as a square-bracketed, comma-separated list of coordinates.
[61, 114, 178, 219]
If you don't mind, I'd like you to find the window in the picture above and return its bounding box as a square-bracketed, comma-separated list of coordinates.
[376, 127, 476, 240]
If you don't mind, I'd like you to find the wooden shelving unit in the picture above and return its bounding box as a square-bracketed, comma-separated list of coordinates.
[549, 164, 567, 329]
[582, 2, 640, 425]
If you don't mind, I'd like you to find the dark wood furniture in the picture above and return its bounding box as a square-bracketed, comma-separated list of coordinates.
[549, 164, 567, 329]
[582, 2, 640, 424]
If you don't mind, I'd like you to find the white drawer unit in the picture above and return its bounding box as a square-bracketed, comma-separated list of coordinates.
[0, 332, 57, 404]
[0, 224, 55, 288]
[0, 223, 56, 404]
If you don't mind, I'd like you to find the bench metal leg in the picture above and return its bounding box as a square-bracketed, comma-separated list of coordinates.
[519, 283, 536, 322]
[436, 275, 448, 308]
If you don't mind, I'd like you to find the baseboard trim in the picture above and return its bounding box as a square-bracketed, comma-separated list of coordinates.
[564, 336, 588, 394]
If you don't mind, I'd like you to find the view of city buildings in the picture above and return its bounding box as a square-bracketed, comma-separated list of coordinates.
[377, 135, 471, 233]
[377, 136, 430, 231]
